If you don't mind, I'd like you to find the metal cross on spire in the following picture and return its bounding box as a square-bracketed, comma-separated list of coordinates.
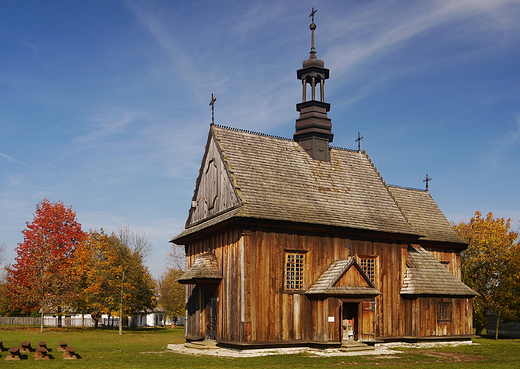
[355, 132, 364, 152]
[309, 7, 317, 22]
[308, 7, 317, 58]
[209, 93, 217, 125]
[423, 174, 432, 191]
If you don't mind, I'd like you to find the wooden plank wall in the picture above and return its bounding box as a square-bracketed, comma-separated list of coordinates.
[188, 136, 240, 226]
[247, 228, 407, 342]
[184, 228, 242, 341]
[404, 297, 473, 337]
[424, 246, 462, 279]
[184, 226, 471, 344]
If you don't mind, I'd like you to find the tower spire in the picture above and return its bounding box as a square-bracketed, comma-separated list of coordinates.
[309, 7, 317, 60]
[294, 8, 333, 162]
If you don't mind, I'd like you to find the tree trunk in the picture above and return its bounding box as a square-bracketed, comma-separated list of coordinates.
[495, 311, 500, 340]
[92, 314, 99, 328]
[119, 270, 125, 336]
[40, 310, 44, 333]
[57, 306, 62, 328]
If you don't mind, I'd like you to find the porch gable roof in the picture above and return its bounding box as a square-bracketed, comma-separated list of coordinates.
[400, 244, 478, 296]
[306, 257, 381, 296]
[176, 252, 222, 285]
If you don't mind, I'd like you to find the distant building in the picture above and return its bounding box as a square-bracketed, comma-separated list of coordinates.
[173, 11, 477, 349]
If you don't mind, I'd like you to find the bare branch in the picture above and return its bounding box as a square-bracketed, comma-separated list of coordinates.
[165, 243, 185, 271]
[0, 243, 6, 267]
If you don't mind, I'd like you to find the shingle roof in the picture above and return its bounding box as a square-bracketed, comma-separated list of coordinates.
[388, 186, 466, 244]
[400, 244, 477, 296]
[174, 125, 417, 241]
[306, 258, 381, 296]
[174, 125, 464, 247]
[176, 252, 222, 284]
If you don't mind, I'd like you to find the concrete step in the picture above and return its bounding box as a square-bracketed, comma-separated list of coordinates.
[340, 341, 375, 352]
[185, 340, 219, 350]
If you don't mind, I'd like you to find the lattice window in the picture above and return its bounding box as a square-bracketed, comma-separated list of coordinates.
[285, 253, 305, 291]
[359, 258, 375, 283]
[438, 302, 452, 322]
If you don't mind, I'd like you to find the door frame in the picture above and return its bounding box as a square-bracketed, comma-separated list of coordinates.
[340, 298, 376, 343]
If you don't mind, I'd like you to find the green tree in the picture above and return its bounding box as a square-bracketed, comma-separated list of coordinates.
[454, 211, 520, 338]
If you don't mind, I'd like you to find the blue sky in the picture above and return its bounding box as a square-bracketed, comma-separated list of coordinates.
[1, 0, 520, 276]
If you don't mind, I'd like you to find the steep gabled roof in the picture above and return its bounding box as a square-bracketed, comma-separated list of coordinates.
[306, 257, 381, 296]
[174, 125, 417, 242]
[400, 244, 477, 296]
[388, 186, 466, 245]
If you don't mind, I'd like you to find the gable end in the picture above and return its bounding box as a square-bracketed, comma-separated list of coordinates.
[187, 126, 241, 227]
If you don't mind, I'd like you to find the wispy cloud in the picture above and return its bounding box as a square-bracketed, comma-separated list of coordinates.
[483, 113, 520, 170]
[78, 108, 140, 143]
[125, 1, 215, 104]
[325, 0, 520, 94]
[0, 152, 53, 175]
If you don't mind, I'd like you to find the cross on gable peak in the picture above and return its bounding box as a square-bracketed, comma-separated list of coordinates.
[209, 93, 217, 125]
[355, 132, 364, 152]
[423, 174, 432, 191]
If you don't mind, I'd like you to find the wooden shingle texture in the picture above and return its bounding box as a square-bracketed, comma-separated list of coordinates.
[388, 186, 466, 244]
[400, 245, 477, 296]
[307, 258, 381, 296]
[177, 252, 222, 284]
[175, 125, 419, 240]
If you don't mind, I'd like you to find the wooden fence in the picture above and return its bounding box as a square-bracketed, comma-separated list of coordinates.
[487, 314, 520, 338]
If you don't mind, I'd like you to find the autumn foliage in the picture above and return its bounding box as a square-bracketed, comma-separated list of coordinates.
[454, 211, 520, 336]
[5, 199, 156, 331]
[7, 199, 87, 325]
[157, 268, 185, 324]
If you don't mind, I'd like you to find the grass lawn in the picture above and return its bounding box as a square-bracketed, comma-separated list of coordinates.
[1, 326, 520, 368]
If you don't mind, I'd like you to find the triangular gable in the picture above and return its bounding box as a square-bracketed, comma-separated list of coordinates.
[335, 264, 372, 288]
[306, 257, 381, 296]
[187, 126, 241, 227]
[400, 244, 478, 296]
[176, 252, 223, 285]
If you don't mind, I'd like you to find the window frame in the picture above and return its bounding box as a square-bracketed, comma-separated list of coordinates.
[437, 302, 452, 323]
[357, 255, 378, 286]
[284, 250, 307, 293]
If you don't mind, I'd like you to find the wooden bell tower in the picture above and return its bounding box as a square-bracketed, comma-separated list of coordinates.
[294, 8, 333, 161]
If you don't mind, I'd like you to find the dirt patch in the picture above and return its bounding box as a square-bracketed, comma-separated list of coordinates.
[413, 350, 481, 362]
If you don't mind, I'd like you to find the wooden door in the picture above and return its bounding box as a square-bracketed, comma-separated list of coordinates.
[204, 286, 219, 340]
[361, 301, 376, 342]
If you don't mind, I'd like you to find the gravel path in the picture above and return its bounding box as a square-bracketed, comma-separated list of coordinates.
[166, 340, 474, 358]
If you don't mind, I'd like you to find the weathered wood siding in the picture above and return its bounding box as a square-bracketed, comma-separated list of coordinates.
[184, 228, 243, 341]
[183, 226, 471, 344]
[246, 228, 407, 342]
[424, 246, 462, 279]
[188, 135, 240, 226]
[402, 297, 473, 337]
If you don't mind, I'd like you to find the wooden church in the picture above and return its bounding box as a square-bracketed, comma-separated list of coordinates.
[173, 11, 477, 349]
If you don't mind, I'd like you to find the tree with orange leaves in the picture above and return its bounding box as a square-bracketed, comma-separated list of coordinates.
[75, 228, 155, 333]
[7, 199, 87, 332]
[454, 211, 520, 338]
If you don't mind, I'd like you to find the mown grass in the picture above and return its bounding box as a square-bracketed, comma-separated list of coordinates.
[1, 326, 520, 368]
